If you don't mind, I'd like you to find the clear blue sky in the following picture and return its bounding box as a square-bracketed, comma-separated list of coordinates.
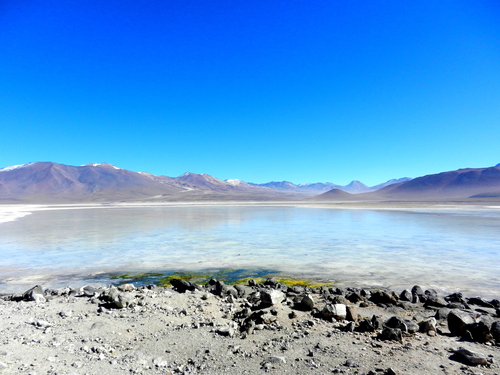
[1, 1, 499, 185]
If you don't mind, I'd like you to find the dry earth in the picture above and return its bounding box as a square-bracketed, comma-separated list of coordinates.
[1, 281, 499, 375]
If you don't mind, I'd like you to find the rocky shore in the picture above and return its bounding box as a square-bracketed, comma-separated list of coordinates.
[1, 280, 500, 374]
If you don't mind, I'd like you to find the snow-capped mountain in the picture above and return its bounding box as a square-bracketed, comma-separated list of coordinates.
[4, 161, 495, 203]
[0, 162, 294, 203]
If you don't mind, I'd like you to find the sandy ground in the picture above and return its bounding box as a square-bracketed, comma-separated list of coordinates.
[1, 282, 499, 375]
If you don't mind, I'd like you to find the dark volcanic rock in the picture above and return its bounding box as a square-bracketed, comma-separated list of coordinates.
[379, 327, 402, 342]
[448, 309, 476, 337]
[452, 347, 488, 366]
[385, 316, 408, 332]
[435, 308, 451, 320]
[468, 321, 493, 343]
[424, 294, 448, 308]
[468, 297, 495, 308]
[370, 291, 397, 306]
[399, 289, 412, 302]
[491, 321, 500, 342]
[170, 279, 199, 293]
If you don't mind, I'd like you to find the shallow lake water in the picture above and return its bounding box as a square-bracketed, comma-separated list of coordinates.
[1, 205, 500, 297]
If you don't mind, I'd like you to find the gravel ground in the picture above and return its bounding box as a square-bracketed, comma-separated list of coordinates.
[1, 282, 499, 375]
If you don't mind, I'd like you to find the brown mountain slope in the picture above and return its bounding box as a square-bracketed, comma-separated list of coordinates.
[313, 166, 500, 201]
[0, 162, 183, 203]
[0, 162, 299, 203]
[375, 166, 500, 199]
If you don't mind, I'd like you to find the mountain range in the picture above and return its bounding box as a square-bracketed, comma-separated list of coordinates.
[0, 162, 499, 203]
[314, 165, 500, 201]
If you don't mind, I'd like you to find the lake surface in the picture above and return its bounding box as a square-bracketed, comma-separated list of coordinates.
[1, 204, 500, 297]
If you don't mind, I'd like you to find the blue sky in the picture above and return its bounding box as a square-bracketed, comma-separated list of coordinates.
[1, 1, 499, 185]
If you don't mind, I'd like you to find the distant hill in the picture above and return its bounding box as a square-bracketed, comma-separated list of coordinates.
[250, 177, 410, 195]
[0, 162, 180, 203]
[312, 188, 358, 201]
[0, 162, 294, 203]
[313, 166, 500, 201]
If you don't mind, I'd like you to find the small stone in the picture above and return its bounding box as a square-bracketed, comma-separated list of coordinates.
[59, 309, 73, 318]
[117, 283, 135, 292]
[152, 357, 168, 367]
[262, 356, 286, 365]
[419, 317, 437, 333]
[35, 320, 52, 328]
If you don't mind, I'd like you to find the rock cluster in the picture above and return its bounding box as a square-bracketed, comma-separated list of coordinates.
[1, 280, 500, 374]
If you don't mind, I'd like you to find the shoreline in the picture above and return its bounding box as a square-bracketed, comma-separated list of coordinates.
[2, 267, 499, 302]
[1, 199, 499, 226]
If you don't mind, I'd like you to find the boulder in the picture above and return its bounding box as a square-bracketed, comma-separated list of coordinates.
[170, 279, 198, 293]
[22, 285, 45, 302]
[448, 309, 476, 337]
[357, 318, 376, 333]
[260, 290, 285, 307]
[345, 292, 363, 303]
[81, 285, 100, 297]
[370, 291, 397, 305]
[468, 321, 493, 343]
[424, 294, 448, 308]
[117, 283, 135, 292]
[491, 321, 500, 342]
[379, 327, 402, 342]
[434, 308, 451, 320]
[399, 289, 412, 302]
[298, 294, 315, 311]
[234, 285, 252, 298]
[346, 305, 358, 322]
[320, 304, 347, 321]
[385, 316, 408, 332]
[452, 347, 487, 366]
[467, 297, 495, 308]
[411, 285, 424, 297]
[445, 292, 466, 304]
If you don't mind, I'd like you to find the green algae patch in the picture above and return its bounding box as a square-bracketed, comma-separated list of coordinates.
[106, 269, 334, 289]
[274, 277, 335, 288]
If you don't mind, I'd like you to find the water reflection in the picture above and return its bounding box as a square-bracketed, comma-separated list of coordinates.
[0, 206, 499, 296]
